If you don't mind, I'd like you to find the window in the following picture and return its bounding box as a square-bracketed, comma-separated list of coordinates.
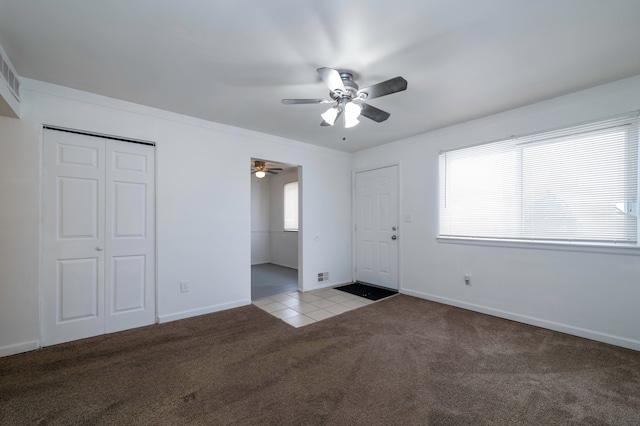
[284, 181, 298, 231]
[439, 113, 639, 246]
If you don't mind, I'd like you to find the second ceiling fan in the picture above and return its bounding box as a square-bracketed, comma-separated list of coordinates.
[252, 160, 282, 179]
[282, 67, 408, 128]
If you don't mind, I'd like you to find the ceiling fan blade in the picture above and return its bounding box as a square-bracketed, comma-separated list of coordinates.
[358, 76, 407, 100]
[282, 98, 332, 105]
[267, 168, 283, 171]
[360, 103, 391, 123]
[317, 67, 346, 93]
[267, 170, 279, 174]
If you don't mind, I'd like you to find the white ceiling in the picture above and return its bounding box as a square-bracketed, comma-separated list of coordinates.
[1, 0, 640, 152]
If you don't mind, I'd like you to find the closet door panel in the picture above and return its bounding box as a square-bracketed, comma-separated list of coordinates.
[105, 140, 155, 333]
[42, 130, 106, 346]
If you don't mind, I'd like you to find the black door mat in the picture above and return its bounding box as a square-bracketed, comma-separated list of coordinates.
[335, 282, 398, 301]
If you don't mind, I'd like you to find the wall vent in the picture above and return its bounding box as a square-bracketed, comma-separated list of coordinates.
[317, 272, 329, 283]
[0, 46, 20, 102]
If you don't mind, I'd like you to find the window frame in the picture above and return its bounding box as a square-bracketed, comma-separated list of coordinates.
[438, 112, 640, 253]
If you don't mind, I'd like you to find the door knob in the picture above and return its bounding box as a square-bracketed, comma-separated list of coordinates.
[96, 247, 104, 251]
[391, 235, 397, 240]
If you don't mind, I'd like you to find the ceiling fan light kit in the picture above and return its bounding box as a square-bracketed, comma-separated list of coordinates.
[282, 67, 407, 129]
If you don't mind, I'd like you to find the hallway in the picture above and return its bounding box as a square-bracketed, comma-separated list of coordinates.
[251, 263, 298, 300]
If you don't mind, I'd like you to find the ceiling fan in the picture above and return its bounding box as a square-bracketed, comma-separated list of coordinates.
[281, 67, 408, 128]
[251, 160, 282, 178]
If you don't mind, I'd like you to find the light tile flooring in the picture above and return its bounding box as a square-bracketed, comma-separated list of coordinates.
[253, 287, 379, 328]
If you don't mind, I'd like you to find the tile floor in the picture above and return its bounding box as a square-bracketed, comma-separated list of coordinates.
[253, 287, 382, 328]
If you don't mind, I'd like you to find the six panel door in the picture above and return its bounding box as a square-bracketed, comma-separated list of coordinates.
[105, 140, 155, 333]
[355, 165, 399, 290]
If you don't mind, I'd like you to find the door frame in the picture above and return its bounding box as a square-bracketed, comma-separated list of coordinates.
[248, 158, 303, 296]
[38, 125, 159, 347]
[352, 161, 402, 291]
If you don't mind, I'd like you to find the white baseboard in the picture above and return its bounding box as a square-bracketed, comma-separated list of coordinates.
[0, 340, 40, 358]
[251, 261, 298, 269]
[401, 288, 640, 352]
[269, 261, 298, 270]
[304, 281, 352, 292]
[158, 299, 252, 324]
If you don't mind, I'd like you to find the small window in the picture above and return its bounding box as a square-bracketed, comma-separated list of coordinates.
[439, 113, 639, 245]
[284, 181, 299, 231]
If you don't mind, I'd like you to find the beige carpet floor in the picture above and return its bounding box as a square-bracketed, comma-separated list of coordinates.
[1, 294, 639, 425]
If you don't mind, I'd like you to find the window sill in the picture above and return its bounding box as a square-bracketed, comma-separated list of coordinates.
[283, 230, 298, 232]
[437, 236, 640, 256]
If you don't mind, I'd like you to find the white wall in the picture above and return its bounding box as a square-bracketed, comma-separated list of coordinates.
[268, 168, 299, 269]
[0, 117, 41, 356]
[0, 79, 352, 355]
[354, 75, 640, 351]
[251, 174, 271, 264]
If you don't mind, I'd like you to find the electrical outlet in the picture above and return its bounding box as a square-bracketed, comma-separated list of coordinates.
[180, 280, 190, 293]
[464, 275, 471, 286]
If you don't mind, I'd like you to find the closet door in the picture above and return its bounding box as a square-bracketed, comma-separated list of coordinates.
[42, 131, 106, 346]
[104, 140, 155, 333]
[42, 130, 155, 346]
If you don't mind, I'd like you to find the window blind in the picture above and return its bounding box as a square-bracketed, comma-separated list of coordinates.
[439, 113, 639, 245]
[284, 181, 299, 231]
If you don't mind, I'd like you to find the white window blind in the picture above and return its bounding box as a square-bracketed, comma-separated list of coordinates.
[439, 113, 639, 245]
[284, 181, 299, 231]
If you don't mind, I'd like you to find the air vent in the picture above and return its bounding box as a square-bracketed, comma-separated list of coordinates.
[0, 46, 20, 102]
[317, 272, 329, 283]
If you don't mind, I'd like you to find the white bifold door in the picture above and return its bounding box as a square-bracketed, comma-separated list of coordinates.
[42, 129, 155, 346]
[355, 165, 399, 290]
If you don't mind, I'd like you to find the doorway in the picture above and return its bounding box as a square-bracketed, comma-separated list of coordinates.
[41, 128, 156, 346]
[355, 165, 399, 290]
[250, 159, 301, 299]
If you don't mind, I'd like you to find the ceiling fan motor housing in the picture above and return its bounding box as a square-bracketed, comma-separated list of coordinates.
[331, 72, 359, 100]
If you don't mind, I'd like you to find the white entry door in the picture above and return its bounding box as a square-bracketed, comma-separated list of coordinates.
[355, 165, 399, 290]
[42, 129, 155, 346]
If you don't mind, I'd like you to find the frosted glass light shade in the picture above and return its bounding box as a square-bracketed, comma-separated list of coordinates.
[321, 107, 339, 126]
[344, 102, 361, 128]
